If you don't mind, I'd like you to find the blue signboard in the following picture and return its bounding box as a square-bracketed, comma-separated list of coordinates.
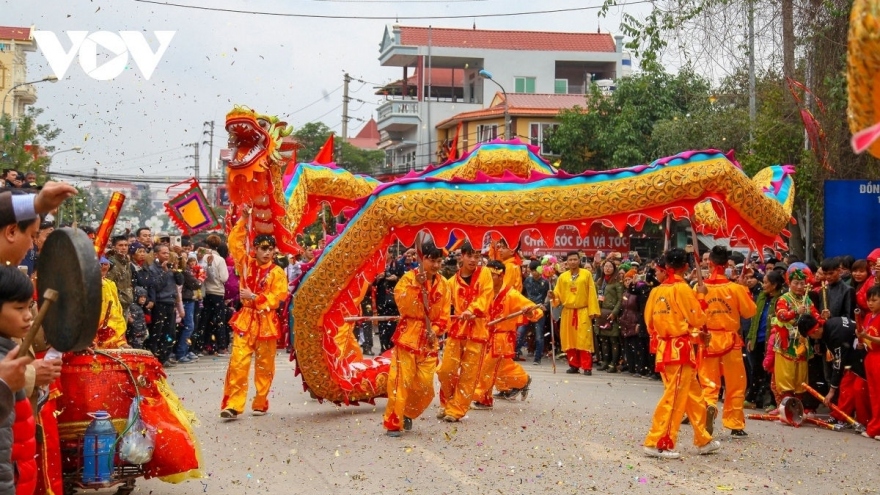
[824, 180, 880, 258]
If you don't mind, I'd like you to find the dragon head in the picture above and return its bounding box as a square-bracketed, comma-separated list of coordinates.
[224, 105, 299, 253]
[225, 106, 293, 182]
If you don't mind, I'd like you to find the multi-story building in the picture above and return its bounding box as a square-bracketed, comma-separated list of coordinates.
[377, 25, 631, 173]
[0, 26, 38, 119]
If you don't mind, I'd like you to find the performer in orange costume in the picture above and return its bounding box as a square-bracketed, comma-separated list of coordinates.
[472, 260, 542, 408]
[697, 247, 756, 437]
[221, 210, 289, 419]
[383, 243, 450, 437]
[94, 256, 129, 349]
[550, 251, 600, 375]
[643, 248, 719, 459]
[437, 241, 493, 422]
[493, 239, 522, 292]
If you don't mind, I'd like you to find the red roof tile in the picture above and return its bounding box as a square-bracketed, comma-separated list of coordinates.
[353, 118, 379, 140]
[398, 26, 616, 53]
[436, 92, 587, 129]
[0, 26, 32, 42]
[347, 119, 381, 150]
[505, 93, 588, 109]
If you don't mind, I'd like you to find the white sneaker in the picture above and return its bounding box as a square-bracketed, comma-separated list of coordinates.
[697, 440, 721, 455]
[643, 446, 681, 459]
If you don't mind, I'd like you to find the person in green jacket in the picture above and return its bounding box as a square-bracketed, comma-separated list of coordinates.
[595, 260, 624, 373]
[745, 270, 785, 410]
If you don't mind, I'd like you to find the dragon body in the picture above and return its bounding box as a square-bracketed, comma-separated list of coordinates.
[225, 106, 795, 404]
[848, 0, 880, 157]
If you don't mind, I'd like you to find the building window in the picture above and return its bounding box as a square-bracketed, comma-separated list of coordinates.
[476, 124, 498, 143]
[514, 77, 536, 94]
[529, 123, 559, 155]
[554, 79, 568, 94]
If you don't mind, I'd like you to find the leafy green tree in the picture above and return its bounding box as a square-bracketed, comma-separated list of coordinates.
[337, 142, 384, 175]
[55, 186, 90, 226]
[0, 108, 61, 179]
[125, 185, 157, 228]
[293, 122, 334, 163]
[548, 65, 712, 173]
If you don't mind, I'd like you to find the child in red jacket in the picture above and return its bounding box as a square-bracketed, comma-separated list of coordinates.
[0, 266, 38, 495]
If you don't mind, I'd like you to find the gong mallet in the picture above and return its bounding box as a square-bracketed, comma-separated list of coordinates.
[20, 289, 60, 353]
[804, 417, 846, 431]
[747, 413, 780, 422]
[488, 305, 541, 327]
[802, 382, 867, 433]
[344, 316, 400, 323]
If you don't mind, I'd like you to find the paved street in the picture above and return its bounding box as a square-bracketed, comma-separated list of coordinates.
[128, 352, 880, 495]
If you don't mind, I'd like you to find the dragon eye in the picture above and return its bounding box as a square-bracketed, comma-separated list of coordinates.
[257, 119, 270, 130]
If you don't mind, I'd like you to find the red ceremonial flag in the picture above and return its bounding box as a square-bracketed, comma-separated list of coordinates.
[313, 134, 334, 164]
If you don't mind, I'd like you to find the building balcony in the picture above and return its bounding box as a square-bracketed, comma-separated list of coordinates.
[377, 99, 421, 132]
[13, 83, 37, 105]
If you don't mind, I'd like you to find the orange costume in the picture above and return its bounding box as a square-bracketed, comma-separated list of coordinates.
[437, 266, 494, 420]
[643, 274, 713, 451]
[502, 258, 522, 293]
[697, 270, 756, 431]
[551, 268, 600, 371]
[221, 219, 289, 415]
[474, 285, 542, 405]
[383, 269, 450, 433]
[94, 278, 128, 349]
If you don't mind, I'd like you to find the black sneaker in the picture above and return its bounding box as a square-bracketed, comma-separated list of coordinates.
[583, 369, 592, 376]
[730, 429, 748, 437]
[565, 366, 580, 374]
[386, 430, 402, 437]
[403, 417, 413, 431]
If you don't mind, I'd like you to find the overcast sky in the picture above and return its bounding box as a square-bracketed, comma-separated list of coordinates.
[9, 0, 650, 185]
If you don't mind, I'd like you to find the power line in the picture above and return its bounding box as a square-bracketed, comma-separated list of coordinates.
[133, 0, 652, 20]
[291, 85, 343, 114]
[50, 170, 227, 185]
[93, 145, 190, 166]
[307, 104, 343, 124]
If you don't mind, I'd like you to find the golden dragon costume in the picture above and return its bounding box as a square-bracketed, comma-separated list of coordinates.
[224, 105, 795, 404]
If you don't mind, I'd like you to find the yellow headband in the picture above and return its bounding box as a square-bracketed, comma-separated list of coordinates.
[488, 267, 504, 275]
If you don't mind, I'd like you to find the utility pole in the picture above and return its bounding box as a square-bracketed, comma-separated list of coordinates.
[186, 142, 200, 181]
[748, 0, 755, 150]
[203, 120, 215, 202]
[341, 72, 350, 165]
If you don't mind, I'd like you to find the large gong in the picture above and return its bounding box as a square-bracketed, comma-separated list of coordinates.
[36, 228, 101, 352]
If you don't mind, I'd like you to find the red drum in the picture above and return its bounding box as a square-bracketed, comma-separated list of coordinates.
[57, 349, 200, 480]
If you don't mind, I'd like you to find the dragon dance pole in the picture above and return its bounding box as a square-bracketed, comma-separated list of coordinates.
[93, 192, 126, 255]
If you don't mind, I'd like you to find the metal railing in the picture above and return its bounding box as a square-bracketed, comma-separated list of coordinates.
[377, 100, 421, 120]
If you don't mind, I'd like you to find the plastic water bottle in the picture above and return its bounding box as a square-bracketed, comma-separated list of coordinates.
[82, 411, 116, 483]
